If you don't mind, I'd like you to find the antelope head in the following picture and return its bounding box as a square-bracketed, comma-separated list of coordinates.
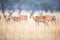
[8, 10, 14, 18]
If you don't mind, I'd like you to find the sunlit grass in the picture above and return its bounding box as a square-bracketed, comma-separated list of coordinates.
[0, 12, 60, 40]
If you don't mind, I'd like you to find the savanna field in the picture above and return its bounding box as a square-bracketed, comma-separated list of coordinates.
[0, 11, 60, 40]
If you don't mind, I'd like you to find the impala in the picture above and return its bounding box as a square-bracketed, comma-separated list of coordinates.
[3, 10, 14, 23]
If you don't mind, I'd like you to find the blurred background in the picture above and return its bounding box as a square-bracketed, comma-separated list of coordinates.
[0, 0, 60, 13]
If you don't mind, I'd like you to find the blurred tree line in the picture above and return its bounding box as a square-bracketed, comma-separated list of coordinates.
[0, 0, 60, 15]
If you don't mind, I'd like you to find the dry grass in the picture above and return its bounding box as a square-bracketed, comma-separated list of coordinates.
[0, 12, 60, 40]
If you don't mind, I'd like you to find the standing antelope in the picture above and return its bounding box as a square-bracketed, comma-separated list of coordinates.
[3, 10, 14, 23]
[12, 11, 28, 22]
[32, 15, 47, 27]
[19, 15, 27, 21]
[12, 16, 21, 22]
[19, 11, 28, 22]
[33, 15, 56, 27]
[45, 15, 56, 24]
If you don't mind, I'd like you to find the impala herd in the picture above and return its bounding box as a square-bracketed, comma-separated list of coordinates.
[0, 11, 56, 26]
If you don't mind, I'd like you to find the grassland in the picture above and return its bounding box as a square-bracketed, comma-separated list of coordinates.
[0, 12, 60, 40]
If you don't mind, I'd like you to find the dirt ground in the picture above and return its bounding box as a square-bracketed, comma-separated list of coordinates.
[0, 12, 60, 40]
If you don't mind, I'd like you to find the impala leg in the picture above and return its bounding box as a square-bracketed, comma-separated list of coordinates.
[37, 22, 39, 27]
[51, 21, 53, 24]
[46, 22, 49, 27]
[53, 19, 56, 25]
[7, 19, 11, 24]
[43, 21, 49, 27]
[6, 20, 9, 24]
[51, 21, 56, 26]
[19, 20, 22, 23]
[36, 22, 39, 27]
[35, 21, 39, 27]
[53, 16, 56, 25]
[36, 21, 37, 27]
[0, 17, 1, 21]
[24, 19, 28, 23]
[50, 20, 55, 25]
[54, 21, 56, 26]
[43, 22, 46, 27]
